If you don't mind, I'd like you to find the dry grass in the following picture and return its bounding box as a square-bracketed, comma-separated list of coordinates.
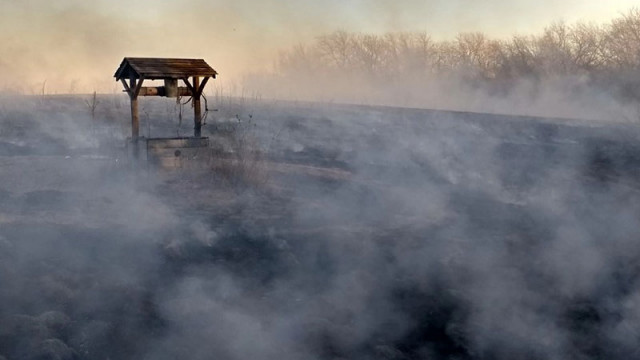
[210, 131, 269, 188]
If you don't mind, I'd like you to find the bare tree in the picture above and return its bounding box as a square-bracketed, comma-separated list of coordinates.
[352, 34, 387, 75]
[604, 8, 640, 69]
[500, 35, 539, 78]
[451, 33, 503, 80]
[268, 7, 640, 107]
[317, 30, 356, 69]
[569, 22, 605, 71]
[412, 32, 437, 75]
[537, 22, 576, 74]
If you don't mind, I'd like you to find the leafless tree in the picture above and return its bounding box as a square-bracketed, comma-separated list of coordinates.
[569, 22, 605, 71]
[317, 30, 356, 69]
[269, 8, 640, 108]
[603, 8, 640, 69]
[352, 34, 387, 75]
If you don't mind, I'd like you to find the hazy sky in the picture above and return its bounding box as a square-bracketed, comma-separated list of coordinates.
[0, 0, 637, 93]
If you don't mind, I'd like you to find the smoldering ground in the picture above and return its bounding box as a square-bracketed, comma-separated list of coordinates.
[2, 93, 640, 360]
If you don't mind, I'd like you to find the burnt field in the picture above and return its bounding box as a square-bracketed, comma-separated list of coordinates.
[1, 95, 640, 360]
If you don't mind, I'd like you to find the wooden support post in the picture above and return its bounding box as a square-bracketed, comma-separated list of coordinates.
[129, 75, 140, 140]
[129, 75, 141, 158]
[193, 76, 202, 138]
[131, 98, 139, 139]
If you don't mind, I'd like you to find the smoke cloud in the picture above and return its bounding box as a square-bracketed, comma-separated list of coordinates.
[0, 0, 638, 93]
[2, 2, 640, 360]
[2, 91, 640, 359]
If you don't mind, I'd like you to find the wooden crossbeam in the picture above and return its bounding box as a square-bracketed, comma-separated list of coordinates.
[120, 79, 131, 95]
[182, 77, 196, 95]
[133, 76, 145, 98]
[197, 76, 210, 96]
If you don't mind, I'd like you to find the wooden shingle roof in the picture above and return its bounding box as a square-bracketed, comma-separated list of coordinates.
[114, 57, 218, 80]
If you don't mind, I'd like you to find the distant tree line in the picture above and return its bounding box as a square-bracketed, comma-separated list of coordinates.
[270, 8, 640, 104]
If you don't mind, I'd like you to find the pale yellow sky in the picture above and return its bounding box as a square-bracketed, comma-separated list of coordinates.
[0, 0, 637, 93]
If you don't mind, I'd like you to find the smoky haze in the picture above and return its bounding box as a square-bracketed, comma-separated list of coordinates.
[245, 9, 640, 120]
[2, 87, 640, 359]
[0, 0, 638, 94]
[2, 2, 640, 360]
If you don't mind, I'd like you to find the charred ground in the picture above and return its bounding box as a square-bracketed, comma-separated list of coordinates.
[1, 95, 640, 359]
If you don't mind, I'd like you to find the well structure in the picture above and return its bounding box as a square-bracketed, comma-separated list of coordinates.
[114, 57, 218, 158]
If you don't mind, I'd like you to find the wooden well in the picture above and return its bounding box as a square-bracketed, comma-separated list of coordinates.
[114, 57, 218, 159]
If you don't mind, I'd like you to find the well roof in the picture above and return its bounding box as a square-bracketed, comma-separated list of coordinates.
[114, 57, 217, 80]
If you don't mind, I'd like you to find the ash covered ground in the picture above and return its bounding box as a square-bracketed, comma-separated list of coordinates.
[1, 95, 640, 359]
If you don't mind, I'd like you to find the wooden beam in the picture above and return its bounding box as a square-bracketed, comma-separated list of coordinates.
[133, 76, 145, 98]
[193, 76, 202, 138]
[131, 98, 139, 139]
[128, 76, 137, 100]
[138, 86, 193, 97]
[129, 74, 140, 155]
[182, 77, 196, 95]
[138, 86, 163, 97]
[120, 79, 132, 95]
[197, 76, 210, 96]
